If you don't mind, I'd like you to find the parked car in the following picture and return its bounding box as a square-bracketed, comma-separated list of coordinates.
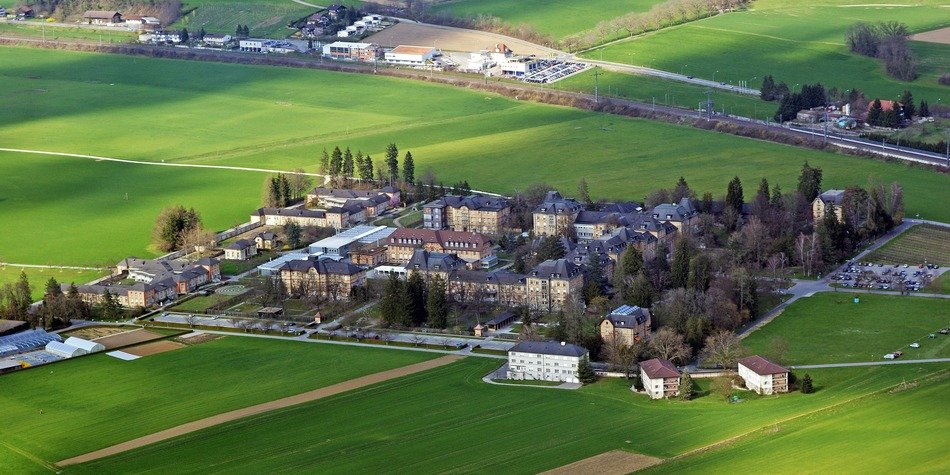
[894, 351, 903, 357]
[910, 342, 920, 348]
[884, 353, 896, 359]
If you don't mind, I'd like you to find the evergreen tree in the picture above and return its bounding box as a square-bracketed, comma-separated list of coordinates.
[614, 244, 644, 288]
[536, 235, 566, 261]
[319, 148, 330, 175]
[100, 289, 122, 320]
[678, 370, 695, 400]
[800, 373, 814, 394]
[405, 271, 427, 326]
[773, 92, 805, 122]
[687, 254, 711, 291]
[725, 175, 744, 213]
[670, 237, 691, 288]
[672, 176, 694, 202]
[402, 151, 415, 185]
[773, 81, 790, 100]
[342, 147, 354, 178]
[797, 161, 823, 202]
[626, 271, 654, 307]
[867, 99, 883, 126]
[236, 24, 243, 37]
[385, 143, 399, 183]
[279, 174, 291, 206]
[426, 275, 448, 328]
[329, 146, 343, 177]
[380, 273, 408, 327]
[197, 27, 206, 41]
[283, 222, 301, 249]
[361, 155, 374, 181]
[880, 108, 899, 128]
[353, 150, 364, 179]
[583, 255, 607, 303]
[180, 28, 189, 43]
[577, 178, 592, 206]
[899, 90, 915, 119]
[44, 277, 62, 300]
[918, 100, 929, 117]
[760, 74, 775, 101]
[577, 356, 597, 385]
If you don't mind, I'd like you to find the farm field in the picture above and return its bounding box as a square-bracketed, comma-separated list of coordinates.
[0, 22, 136, 42]
[865, 224, 950, 266]
[65, 358, 947, 473]
[743, 293, 950, 365]
[432, 0, 661, 40]
[1, 46, 949, 267]
[582, 0, 950, 104]
[0, 337, 437, 467]
[0, 267, 108, 300]
[173, 1, 314, 38]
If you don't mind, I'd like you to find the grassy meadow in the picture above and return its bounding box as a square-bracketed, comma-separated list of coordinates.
[173, 1, 314, 38]
[0, 22, 136, 42]
[1, 46, 948, 267]
[0, 337, 437, 467]
[432, 0, 662, 40]
[0, 267, 109, 300]
[743, 293, 950, 365]
[65, 357, 948, 473]
[865, 224, 950, 266]
[583, 0, 950, 104]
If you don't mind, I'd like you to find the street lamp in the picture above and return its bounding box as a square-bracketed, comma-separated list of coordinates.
[680, 64, 688, 76]
[713, 70, 719, 82]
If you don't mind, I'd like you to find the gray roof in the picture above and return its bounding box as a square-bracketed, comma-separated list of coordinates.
[817, 189, 845, 205]
[226, 239, 254, 250]
[535, 191, 582, 215]
[427, 194, 509, 212]
[486, 311, 516, 326]
[407, 249, 465, 272]
[280, 256, 363, 276]
[604, 305, 649, 327]
[529, 259, 583, 279]
[509, 340, 588, 357]
[255, 207, 326, 218]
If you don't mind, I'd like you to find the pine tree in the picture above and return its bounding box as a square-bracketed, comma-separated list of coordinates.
[797, 161, 823, 202]
[867, 99, 883, 126]
[405, 271, 427, 326]
[800, 373, 814, 393]
[577, 356, 597, 385]
[380, 273, 407, 327]
[760, 75, 775, 101]
[687, 254, 711, 291]
[899, 90, 915, 119]
[319, 148, 330, 174]
[670, 237, 691, 288]
[402, 151, 415, 185]
[279, 174, 291, 206]
[354, 151, 364, 180]
[918, 100, 929, 117]
[577, 178, 592, 206]
[583, 255, 606, 303]
[626, 271, 654, 307]
[329, 146, 343, 177]
[679, 370, 695, 400]
[385, 143, 399, 183]
[426, 275, 448, 328]
[100, 289, 122, 320]
[360, 155, 374, 181]
[343, 147, 354, 178]
[725, 175, 744, 213]
[672, 176, 694, 202]
[180, 28, 189, 43]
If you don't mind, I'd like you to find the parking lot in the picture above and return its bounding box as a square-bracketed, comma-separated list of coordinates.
[831, 261, 946, 292]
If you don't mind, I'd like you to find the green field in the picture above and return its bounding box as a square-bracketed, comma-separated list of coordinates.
[865, 224, 950, 266]
[173, 2, 314, 38]
[0, 337, 437, 467]
[0, 22, 135, 42]
[0, 267, 108, 300]
[583, 0, 950, 104]
[65, 358, 948, 473]
[1, 46, 948, 268]
[743, 293, 950, 364]
[433, 0, 661, 40]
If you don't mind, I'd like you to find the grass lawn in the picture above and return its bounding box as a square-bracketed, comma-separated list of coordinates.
[168, 293, 235, 312]
[432, 0, 661, 40]
[173, 2, 314, 38]
[65, 359, 948, 473]
[743, 293, 950, 365]
[0, 22, 136, 42]
[0, 267, 108, 300]
[219, 251, 276, 276]
[926, 273, 949, 295]
[2, 46, 948, 267]
[0, 337, 437, 466]
[583, 0, 950, 104]
[865, 224, 950, 266]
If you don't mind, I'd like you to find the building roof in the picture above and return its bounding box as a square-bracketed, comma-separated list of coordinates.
[0, 319, 27, 334]
[389, 228, 490, 251]
[325, 41, 375, 49]
[738, 355, 788, 376]
[83, 10, 121, 18]
[535, 191, 582, 215]
[604, 305, 649, 327]
[816, 189, 845, 205]
[868, 100, 901, 112]
[279, 256, 364, 276]
[509, 340, 587, 357]
[640, 358, 679, 379]
[226, 239, 255, 250]
[63, 337, 105, 353]
[529, 259, 583, 279]
[651, 198, 697, 222]
[390, 45, 436, 55]
[257, 232, 278, 241]
[486, 311, 516, 326]
[425, 194, 509, 212]
[406, 249, 465, 272]
[310, 225, 395, 252]
[254, 207, 326, 219]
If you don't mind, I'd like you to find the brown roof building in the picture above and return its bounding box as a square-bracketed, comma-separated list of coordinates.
[387, 228, 493, 265]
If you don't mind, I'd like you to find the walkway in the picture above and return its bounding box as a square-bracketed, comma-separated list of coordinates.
[56, 355, 463, 466]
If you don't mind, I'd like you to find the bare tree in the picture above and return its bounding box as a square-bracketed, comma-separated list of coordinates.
[700, 330, 747, 369]
[767, 336, 790, 365]
[600, 337, 642, 378]
[647, 328, 692, 364]
[180, 226, 217, 258]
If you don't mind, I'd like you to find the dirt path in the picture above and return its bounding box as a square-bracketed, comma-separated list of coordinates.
[541, 450, 662, 474]
[56, 355, 463, 466]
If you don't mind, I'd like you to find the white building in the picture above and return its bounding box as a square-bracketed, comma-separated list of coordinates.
[507, 340, 588, 383]
[224, 239, 258, 261]
[738, 355, 789, 395]
[322, 41, 379, 61]
[203, 33, 232, 46]
[63, 337, 105, 354]
[385, 45, 438, 66]
[501, 56, 541, 77]
[308, 225, 395, 258]
[639, 358, 680, 399]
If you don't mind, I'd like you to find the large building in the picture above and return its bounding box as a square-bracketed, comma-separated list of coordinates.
[650, 198, 699, 233]
[738, 355, 789, 395]
[306, 186, 400, 208]
[224, 239, 257, 261]
[526, 258, 584, 312]
[405, 249, 467, 282]
[309, 225, 395, 259]
[447, 269, 526, 307]
[385, 45, 438, 66]
[639, 358, 680, 399]
[89, 257, 222, 307]
[278, 256, 366, 300]
[387, 228, 493, 265]
[423, 195, 510, 234]
[321, 41, 381, 61]
[600, 305, 651, 347]
[533, 191, 583, 237]
[251, 208, 328, 227]
[812, 189, 845, 223]
[83, 10, 123, 25]
[507, 340, 588, 383]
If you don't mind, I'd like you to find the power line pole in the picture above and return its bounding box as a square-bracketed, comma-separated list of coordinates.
[705, 88, 712, 120]
[593, 67, 601, 103]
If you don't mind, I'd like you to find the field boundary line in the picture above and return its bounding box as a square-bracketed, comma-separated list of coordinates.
[0, 262, 106, 271]
[0, 440, 57, 472]
[650, 367, 949, 469]
[56, 355, 463, 467]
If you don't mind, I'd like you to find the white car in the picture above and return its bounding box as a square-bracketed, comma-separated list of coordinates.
[909, 343, 920, 348]
[883, 353, 896, 359]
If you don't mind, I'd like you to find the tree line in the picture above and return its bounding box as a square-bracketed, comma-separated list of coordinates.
[0, 273, 90, 330]
[378, 272, 449, 329]
[846, 21, 918, 81]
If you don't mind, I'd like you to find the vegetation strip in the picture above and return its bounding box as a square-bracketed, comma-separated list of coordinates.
[57, 355, 463, 466]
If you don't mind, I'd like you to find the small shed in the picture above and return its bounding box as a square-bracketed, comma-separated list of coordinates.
[63, 337, 106, 354]
[258, 307, 283, 318]
[485, 311, 517, 332]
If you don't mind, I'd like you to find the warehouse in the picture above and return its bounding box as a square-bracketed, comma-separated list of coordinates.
[385, 45, 438, 66]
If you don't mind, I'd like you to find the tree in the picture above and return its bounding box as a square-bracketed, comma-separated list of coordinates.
[179, 226, 216, 257]
[196, 27, 206, 41]
[402, 151, 415, 185]
[360, 155, 374, 181]
[672, 176, 695, 202]
[800, 373, 814, 394]
[899, 90, 915, 119]
[329, 146, 343, 177]
[235, 24, 244, 37]
[670, 236, 691, 288]
[687, 254, 711, 292]
[617, 245, 644, 279]
[577, 178, 592, 206]
[319, 148, 330, 174]
[600, 337, 641, 378]
[379, 273, 408, 327]
[867, 99, 883, 126]
[725, 175, 744, 213]
[701, 330, 746, 369]
[583, 255, 607, 303]
[760, 74, 775, 101]
[385, 143, 399, 183]
[426, 275, 448, 328]
[918, 100, 930, 117]
[648, 328, 692, 364]
[678, 370, 695, 400]
[100, 289, 123, 320]
[767, 336, 791, 365]
[288, 170, 312, 199]
[284, 222, 302, 249]
[797, 161, 823, 202]
[625, 271, 654, 307]
[151, 205, 202, 252]
[405, 271, 427, 326]
[710, 375, 734, 401]
[773, 91, 805, 122]
[180, 28, 189, 43]
[577, 356, 597, 385]
[535, 235, 566, 262]
[342, 147, 354, 178]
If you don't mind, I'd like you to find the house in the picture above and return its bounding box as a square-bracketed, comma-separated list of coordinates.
[321, 41, 380, 62]
[490, 43, 513, 63]
[255, 232, 281, 250]
[326, 3, 347, 20]
[140, 30, 181, 44]
[385, 45, 438, 66]
[423, 194, 510, 234]
[307, 186, 399, 208]
[526, 259, 584, 312]
[639, 358, 680, 399]
[601, 305, 651, 347]
[738, 355, 789, 395]
[507, 340, 588, 383]
[240, 39, 297, 53]
[114, 257, 220, 298]
[83, 11, 123, 25]
[224, 239, 258, 261]
[278, 256, 366, 300]
[203, 33, 232, 46]
[447, 269, 526, 307]
[386, 228, 494, 265]
[16, 5, 34, 19]
[812, 189, 845, 223]
[867, 99, 902, 118]
[251, 207, 328, 227]
[533, 191, 583, 237]
[141, 16, 161, 25]
[650, 198, 699, 233]
[501, 56, 542, 77]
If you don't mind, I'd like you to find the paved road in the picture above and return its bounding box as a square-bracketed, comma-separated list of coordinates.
[790, 358, 950, 369]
